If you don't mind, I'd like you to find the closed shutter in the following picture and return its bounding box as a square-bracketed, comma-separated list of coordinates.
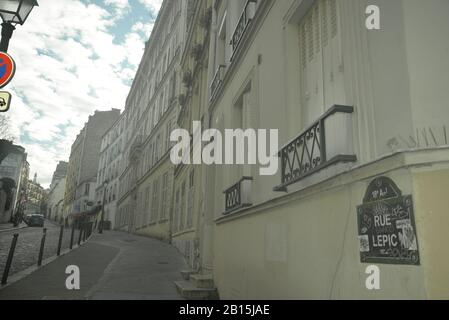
[299, 0, 345, 127]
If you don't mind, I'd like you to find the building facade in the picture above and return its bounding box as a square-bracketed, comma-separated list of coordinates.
[116, 0, 186, 242]
[24, 173, 45, 216]
[204, 0, 449, 299]
[172, 0, 213, 271]
[95, 117, 125, 230]
[0, 145, 27, 223]
[63, 109, 121, 224]
[90, 0, 449, 299]
[47, 161, 68, 223]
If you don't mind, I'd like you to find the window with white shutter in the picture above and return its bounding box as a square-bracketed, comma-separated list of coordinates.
[299, 0, 345, 128]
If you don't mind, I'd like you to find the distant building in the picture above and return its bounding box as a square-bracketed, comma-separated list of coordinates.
[0, 144, 27, 223]
[116, 0, 185, 241]
[47, 161, 68, 223]
[50, 161, 68, 189]
[24, 173, 45, 215]
[63, 109, 121, 223]
[95, 116, 125, 230]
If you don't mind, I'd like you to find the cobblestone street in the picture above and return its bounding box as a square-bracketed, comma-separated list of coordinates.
[0, 220, 77, 278]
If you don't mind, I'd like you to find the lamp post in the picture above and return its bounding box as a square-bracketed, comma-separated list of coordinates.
[99, 180, 108, 234]
[0, 0, 38, 53]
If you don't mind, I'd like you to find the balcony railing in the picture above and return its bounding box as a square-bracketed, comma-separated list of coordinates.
[223, 176, 253, 215]
[230, 0, 257, 55]
[210, 65, 226, 101]
[274, 105, 357, 192]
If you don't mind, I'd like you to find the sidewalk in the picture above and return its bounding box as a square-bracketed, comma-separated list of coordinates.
[0, 231, 187, 300]
[0, 222, 27, 233]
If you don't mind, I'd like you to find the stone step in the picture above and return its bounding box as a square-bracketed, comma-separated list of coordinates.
[190, 274, 215, 289]
[174, 281, 219, 300]
[180, 270, 196, 281]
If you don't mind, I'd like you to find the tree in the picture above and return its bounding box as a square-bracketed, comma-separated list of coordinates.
[0, 114, 15, 142]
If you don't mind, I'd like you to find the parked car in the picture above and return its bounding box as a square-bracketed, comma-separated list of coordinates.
[25, 214, 45, 227]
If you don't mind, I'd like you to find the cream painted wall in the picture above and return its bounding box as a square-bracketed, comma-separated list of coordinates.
[214, 158, 430, 299]
[412, 165, 449, 299]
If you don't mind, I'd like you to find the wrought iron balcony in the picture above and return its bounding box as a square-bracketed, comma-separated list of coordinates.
[223, 176, 253, 215]
[274, 105, 357, 192]
[210, 65, 226, 101]
[230, 0, 257, 55]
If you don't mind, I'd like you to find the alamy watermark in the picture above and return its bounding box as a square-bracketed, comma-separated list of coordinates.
[170, 121, 279, 176]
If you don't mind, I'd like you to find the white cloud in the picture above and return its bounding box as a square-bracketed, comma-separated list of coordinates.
[138, 0, 163, 13]
[4, 0, 153, 188]
[132, 21, 154, 39]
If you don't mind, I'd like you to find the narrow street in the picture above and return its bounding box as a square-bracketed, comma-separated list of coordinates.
[0, 231, 187, 300]
[0, 221, 73, 277]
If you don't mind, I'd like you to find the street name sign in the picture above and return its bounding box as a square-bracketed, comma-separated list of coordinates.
[357, 177, 420, 265]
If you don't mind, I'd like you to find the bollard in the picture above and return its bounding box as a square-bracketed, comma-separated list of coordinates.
[1, 234, 19, 285]
[77, 225, 83, 246]
[57, 224, 64, 256]
[69, 223, 75, 250]
[37, 228, 47, 267]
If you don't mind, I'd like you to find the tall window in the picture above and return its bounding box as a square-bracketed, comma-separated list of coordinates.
[174, 189, 180, 233]
[180, 180, 186, 231]
[298, 0, 345, 127]
[151, 178, 160, 222]
[146, 185, 152, 225]
[187, 170, 194, 228]
[160, 172, 169, 221]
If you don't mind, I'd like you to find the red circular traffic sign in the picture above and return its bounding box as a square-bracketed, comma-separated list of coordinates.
[0, 52, 16, 89]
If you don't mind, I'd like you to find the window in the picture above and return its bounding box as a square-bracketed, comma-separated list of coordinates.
[174, 189, 180, 233]
[187, 170, 194, 228]
[180, 180, 186, 231]
[298, 0, 345, 127]
[151, 178, 160, 222]
[160, 172, 169, 221]
[146, 185, 152, 225]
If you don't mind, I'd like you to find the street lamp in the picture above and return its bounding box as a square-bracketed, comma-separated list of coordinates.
[0, 0, 39, 52]
[99, 179, 108, 234]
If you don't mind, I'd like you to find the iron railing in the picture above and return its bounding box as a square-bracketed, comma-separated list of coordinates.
[210, 65, 226, 101]
[274, 105, 357, 192]
[230, 0, 257, 55]
[223, 176, 253, 215]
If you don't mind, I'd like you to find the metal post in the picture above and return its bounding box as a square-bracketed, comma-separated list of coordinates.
[0, 22, 15, 53]
[77, 224, 83, 246]
[1, 234, 19, 285]
[37, 228, 47, 267]
[82, 223, 86, 242]
[69, 223, 75, 249]
[57, 225, 64, 256]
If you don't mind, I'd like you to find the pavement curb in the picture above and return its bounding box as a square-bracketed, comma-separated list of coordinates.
[0, 237, 92, 291]
[0, 225, 28, 233]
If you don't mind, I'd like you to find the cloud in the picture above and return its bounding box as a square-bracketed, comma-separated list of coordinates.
[5, 0, 154, 188]
[138, 0, 163, 14]
[131, 21, 154, 39]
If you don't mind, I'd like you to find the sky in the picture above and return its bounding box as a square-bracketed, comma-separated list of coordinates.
[6, 0, 163, 188]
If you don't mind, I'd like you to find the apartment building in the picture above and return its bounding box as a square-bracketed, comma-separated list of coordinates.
[204, 0, 449, 299]
[95, 116, 125, 230]
[0, 144, 27, 223]
[116, 0, 186, 241]
[63, 109, 120, 224]
[24, 173, 45, 215]
[47, 161, 68, 223]
[172, 0, 213, 271]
